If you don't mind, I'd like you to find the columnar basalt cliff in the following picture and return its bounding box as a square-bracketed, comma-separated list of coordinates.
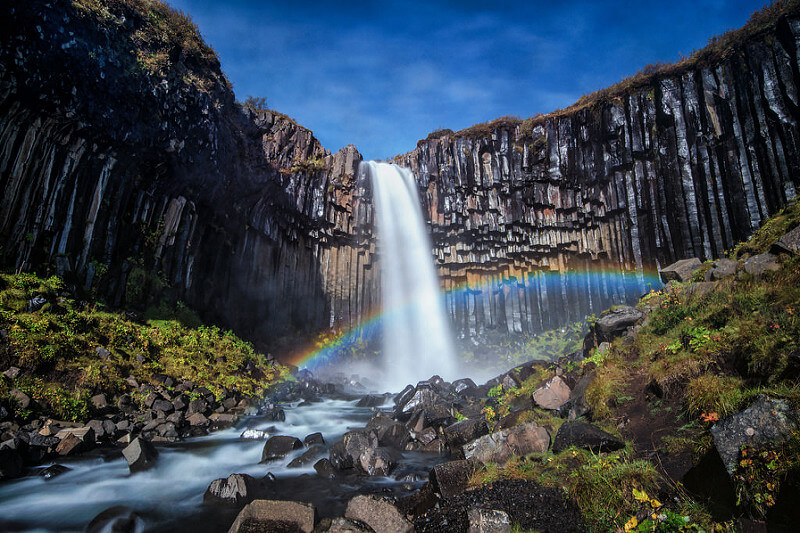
[2, 0, 800, 352]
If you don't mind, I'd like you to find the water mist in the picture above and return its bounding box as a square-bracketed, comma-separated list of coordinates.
[363, 161, 458, 391]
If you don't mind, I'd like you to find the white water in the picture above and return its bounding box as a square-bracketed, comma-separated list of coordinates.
[0, 399, 372, 532]
[364, 161, 458, 390]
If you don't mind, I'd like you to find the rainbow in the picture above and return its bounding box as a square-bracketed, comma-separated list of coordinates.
[284, 266, 663, 372]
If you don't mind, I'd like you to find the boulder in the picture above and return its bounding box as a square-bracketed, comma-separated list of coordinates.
[357, 446, 401, 476]
[304, 432, 325, 446]
[771, 225, 800, 255]
[55, 426, 95, 445]
[552, 421, 625, 453]
[743, 253, 781, 278]
[56, 433, 84, 456]
[467, 508, 511, 533]
[227, 499, 315, 533]
[594, 306, 643, 341]
[322, 517, 374, 532]
[91, 393, 108, 410]
[187, 413, 209, 427]
[345, 495, 414, 533]
[709, 258, 738, 280]
[241, 428, 271, 440]
[463, 422, 550, 465]
[9, 389, 31, 410]
[453, 378, 478, 396]
[374, 422, 410, 450]
[0, 448, 23, 480]
[39, 463, 71, 480]
[288, 445, 325, 468]
[86, 506, 143, 533]
[151, 399, 174, 414]
[430, 459, 475, 498]
[660, 258, 702, 283]
[2, 366, 21, 380]
[710, 395, 799, 474]
[314, 458, 337, 479]
[204, 473, 261, 506]
[261, 435, 303, 462]
[209, 413, 237, 429]
[395, 386, 450, 422]
[443, 418, 489, 450]
[561, 371, 595, 419]
[532, 376, 572, 410]
[329, 430, 378, 471]
[122, 437, 158, 472]
[261, 405, 286, 422]
[357, 395, 385, 407]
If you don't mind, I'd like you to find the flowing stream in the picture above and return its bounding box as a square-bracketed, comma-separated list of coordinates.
[0, 397, 442, 532]
[364, 161, 458, 391]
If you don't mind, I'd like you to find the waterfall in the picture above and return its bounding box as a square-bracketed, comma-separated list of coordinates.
[363, 161, 458, 390]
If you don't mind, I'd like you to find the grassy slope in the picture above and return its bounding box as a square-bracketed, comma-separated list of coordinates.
[471, 200, 800, 531]
[0, 272, 286, 422]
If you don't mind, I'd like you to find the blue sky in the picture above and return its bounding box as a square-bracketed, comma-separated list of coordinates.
[169, 0, 768, 160]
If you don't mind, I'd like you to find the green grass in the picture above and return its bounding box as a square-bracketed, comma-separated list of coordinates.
[0, 271, 286, 422]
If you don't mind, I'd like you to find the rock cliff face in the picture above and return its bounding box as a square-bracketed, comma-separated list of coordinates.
[2, 1, 800, 352]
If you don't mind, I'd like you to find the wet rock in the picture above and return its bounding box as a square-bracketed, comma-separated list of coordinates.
[443, 418, 489, 451]
[314, 458, 337, 478]
[187, 398, 209, 415]
[329, 430, 378, 470]
[288, 445, 325, 468]
[261, 435, 303, 462]
[241, 428, 271, 440]
[187, 413, 209, 427]
[374, 422, 410, 450]
[552, 421, 625, 453]
[358, 446, 402, 476]
[771, 225, 800, 255]
[151, 399, 174, 414]
[209, 412, 237, 429]
[532, 376, 571, 410]
[345, 495, 414, 533]
[227, 499, 316, 533]
[262, 405, 286, 422]
[204, 473, 261, 506]
[430, 459, 476, 498]
[743, 253, 780, 278]
[561, 371, 595, 419]
[39, 463, 71, 480]
[357, 395, 386, 407]
[709, 258, 738, 280]
[0, 448, 23, 480]
[122, 437, 158, 472]
[467, 508, 511, 533]
[463, 422, 550, 465]
[304, 432, 325, 446]
[86, 506, 143, 533]
[414, 427, 438, 446]
[660, 258, 703, 283]
[710, 395, 799, 474]
[453, 378, 478, 396]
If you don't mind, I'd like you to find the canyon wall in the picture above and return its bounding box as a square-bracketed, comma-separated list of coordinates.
[2, 1, 800, 352]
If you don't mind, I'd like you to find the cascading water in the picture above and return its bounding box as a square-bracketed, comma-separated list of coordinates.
[363, 161, 458, 390]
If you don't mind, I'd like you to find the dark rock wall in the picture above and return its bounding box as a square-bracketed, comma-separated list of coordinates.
[2, 1, 800, 351]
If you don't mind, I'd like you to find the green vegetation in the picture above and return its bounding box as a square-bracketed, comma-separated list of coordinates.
[0, 271, 285, 422]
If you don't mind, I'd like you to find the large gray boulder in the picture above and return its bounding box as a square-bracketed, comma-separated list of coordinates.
[594, 306, 644, 340]
[660, 258, 702, 283]
[443, 418, 489, 450]
[227, 499, 316, 533]
[329, 430, 378, 471]
[203, 473, 261, 506]
[463, 422, 550, 465]
[708, 258, 738, 280]
[345, 495, 414, 533]
[771, 225, 800, 255]
[532, 376, 572, 410]
[743, 252, 780, 278]
[710, 395, 799, 474]
[122, 437, 158, 473]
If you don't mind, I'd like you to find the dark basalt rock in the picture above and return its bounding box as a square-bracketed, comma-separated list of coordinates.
[203, 473, 262, 506]
[122, 437, 158, 473]
[594, 306, 644, 342]
[39, 463, 71, 480]
[552, 421, 624, 453]
[0, 448, 23, 480]
[86, 506, 144, 533]
[430, 459, 476, 498]
[303, 432, 325, 446]
[261, 436, 303, 463]
[443, 418, 489, 451]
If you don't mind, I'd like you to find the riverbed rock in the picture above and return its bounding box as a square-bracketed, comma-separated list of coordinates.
[304, 432, 325, 446]
[56, 433, 84, 456]
[204, 473, 261, 506]
[710, 395, 799, 474]
[345, 495, 414, 533]
[660, 258, 703, 283]
[288, 445, 325, 468]
[86, 506, 143, 533]
[467, 508, 511, 533]
[708, 258, 738, 280]
[430, 459, 476, 498]
[532, 376, 572, 410]
[39, 463, 71, 480]
[329, 430, 378, 471]
[463, 422, 550, 465]
[321, 517, 375, 532]
[187, 413, 209, 427]
[227, 499, 316, 533]
[358, 446, 402, 476]
[552, 421, 625, 453]
[122, 437, 158, 472]
[314, 458, 338, 479]
[261, 435, 303, 462]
